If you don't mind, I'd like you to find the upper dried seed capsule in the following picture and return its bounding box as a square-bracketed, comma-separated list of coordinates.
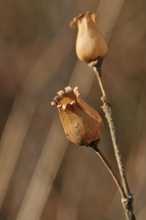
[70, 11, 108, 63]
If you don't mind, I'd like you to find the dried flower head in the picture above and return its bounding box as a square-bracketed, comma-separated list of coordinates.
[70, 11, 108, 63]
[51, 86, 103, 146]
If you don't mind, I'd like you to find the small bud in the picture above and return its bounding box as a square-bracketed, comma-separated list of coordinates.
[51, 86, 103, 146]
[70, 11, 108, 63]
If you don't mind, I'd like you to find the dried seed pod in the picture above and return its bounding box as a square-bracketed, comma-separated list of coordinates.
[70, 11, 108, 63]
[51, 86, 103, 146]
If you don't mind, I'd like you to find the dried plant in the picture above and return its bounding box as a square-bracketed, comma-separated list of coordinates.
[51, 86, 103, 146]
[52, 11, 136, 220]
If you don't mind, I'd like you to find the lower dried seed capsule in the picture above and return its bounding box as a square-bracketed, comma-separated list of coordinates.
[51, 86, 103, 146]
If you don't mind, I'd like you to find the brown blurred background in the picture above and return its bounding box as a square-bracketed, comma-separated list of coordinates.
[0, 0, 146, 219]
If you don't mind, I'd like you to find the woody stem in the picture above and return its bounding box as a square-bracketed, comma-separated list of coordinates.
[88, 60, 135, 220]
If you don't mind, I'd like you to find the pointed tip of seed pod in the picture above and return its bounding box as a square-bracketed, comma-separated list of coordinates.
[69, 14, 84, 29]
[91, 12, 96, 22]
[69, 19, 76, 29]
[51, 86, 80, 108]
[62, 104, 67, 110]
[73, 86, 80, 97]
[65, 86, 73, 93]
[59, 100, 75, 111]
[70, 100, 75, 105]
[54, 95, 61, 103]
[51, 101, 57, 106]
[57, 104, 61, 108]
[57, 90, 65, 97]
[86, 11, 91, 16]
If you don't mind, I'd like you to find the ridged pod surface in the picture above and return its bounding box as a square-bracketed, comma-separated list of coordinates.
[51, 86, 103, 145]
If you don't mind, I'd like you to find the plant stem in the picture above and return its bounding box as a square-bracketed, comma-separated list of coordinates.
[89, 141, 125, 199]
[88, 59, 136, 220]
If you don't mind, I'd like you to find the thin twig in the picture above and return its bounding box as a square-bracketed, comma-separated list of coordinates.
[88, 59, 136, 220]
[89, 142, 125, 199]
[90, 60, 130, 195]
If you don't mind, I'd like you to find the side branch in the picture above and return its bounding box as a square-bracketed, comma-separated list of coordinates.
[88, 141, 125, 199]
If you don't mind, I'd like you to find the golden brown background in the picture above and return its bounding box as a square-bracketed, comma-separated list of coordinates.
[0, 0, 146, 219]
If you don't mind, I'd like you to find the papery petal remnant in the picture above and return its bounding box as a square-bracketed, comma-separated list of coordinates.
[51, 86, 103, 146]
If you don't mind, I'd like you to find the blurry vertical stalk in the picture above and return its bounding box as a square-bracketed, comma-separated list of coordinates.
[0, 93, 37, 208]
[89, 60, 136, 220]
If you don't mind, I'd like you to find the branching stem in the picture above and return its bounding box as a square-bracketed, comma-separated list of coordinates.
[88, 59, 136, 220]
